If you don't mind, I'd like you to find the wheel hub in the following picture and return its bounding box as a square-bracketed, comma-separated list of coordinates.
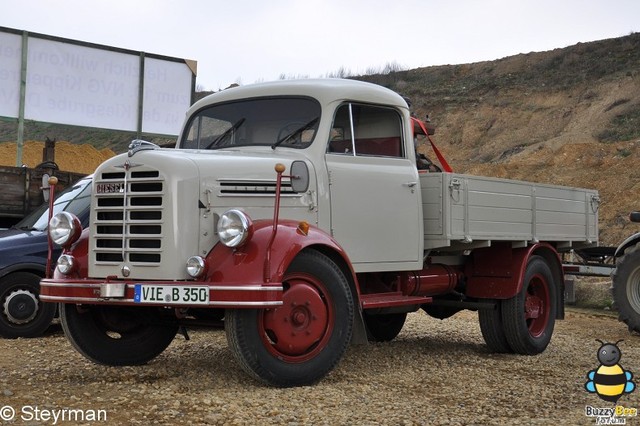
[263, 282, 328, 356]
[524, 274, 550, 337]
[525, 295, 543, 319]
[3, 290, 39, 324]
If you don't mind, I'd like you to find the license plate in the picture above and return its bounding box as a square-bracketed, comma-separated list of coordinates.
[133, 285, 209, 305]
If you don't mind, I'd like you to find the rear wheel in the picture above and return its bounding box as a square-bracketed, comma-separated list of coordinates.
[501, 256, 557, 354]
[612, 242, 640, 333]
[0, 272, 56, 338]
[363, 312, 407, 342]
[61, 304, 178, 365]
[478, 301, 513, 353]
[225, 249, 354, 387]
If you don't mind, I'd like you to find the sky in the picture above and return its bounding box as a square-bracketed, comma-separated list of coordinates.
[2, 0, 640, 91]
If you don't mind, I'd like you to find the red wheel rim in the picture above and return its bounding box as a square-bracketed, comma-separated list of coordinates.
[524, 273, 550, 338]
[259, 272, 334, 363]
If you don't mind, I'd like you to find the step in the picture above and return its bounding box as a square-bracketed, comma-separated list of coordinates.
[360, 293, 432, 309]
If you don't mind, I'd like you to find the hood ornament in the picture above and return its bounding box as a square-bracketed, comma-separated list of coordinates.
[128, 139, 160, 157]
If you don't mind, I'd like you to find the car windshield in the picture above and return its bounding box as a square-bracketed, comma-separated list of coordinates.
[180, 97, 321, 150]
[14, 177, 92, 231]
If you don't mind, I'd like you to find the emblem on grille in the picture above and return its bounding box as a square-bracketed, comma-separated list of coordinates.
[96, 182, 124, 194]
[121, 265, 131, 277]
[114, 160, 142, 171]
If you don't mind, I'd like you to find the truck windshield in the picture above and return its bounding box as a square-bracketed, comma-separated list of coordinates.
[181, 97, 321, 150]
[13, 177, 92, 232]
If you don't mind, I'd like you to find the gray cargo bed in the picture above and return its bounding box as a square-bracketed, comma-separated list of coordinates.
[420, 172, 599, 252]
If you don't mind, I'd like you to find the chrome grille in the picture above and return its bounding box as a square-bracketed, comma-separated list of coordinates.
[94, 169, 164, 265]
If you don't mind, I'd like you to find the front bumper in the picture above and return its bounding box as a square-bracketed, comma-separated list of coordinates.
[40, 278, 283, 308]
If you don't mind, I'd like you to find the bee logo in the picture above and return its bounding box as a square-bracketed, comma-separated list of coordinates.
[585, 339, 636, 403]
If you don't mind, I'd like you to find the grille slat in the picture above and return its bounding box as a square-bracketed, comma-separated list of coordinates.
[94, 167, 164, 266]
[217, 179, 296, 196]
[97, 198, 124, 207]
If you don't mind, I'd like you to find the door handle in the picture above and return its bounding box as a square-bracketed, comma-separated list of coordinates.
[403, 182, 417, 188]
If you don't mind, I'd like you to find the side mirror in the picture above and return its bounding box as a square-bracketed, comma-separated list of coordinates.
[290, 161, 310, 193]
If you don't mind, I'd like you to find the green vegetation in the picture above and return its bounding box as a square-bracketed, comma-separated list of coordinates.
[598, 106, 640, 143]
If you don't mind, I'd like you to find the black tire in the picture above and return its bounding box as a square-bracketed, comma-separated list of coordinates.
[60, 304, 178, 365]
[501, 255, 557, 355]
[225, 249, 354, 387]
[0, 272, 56, 338]
[478, 301, 513, 353]
[612, 242, 640, 333]
[363, 312, 406, 342]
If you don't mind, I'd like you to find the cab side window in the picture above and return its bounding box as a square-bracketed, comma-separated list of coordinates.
[327, 103, 404, 158]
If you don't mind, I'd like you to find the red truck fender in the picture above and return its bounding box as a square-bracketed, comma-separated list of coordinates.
[205, 219, 369, 343]
[204, 219, 353, 284]
[465, 242, 564, 318]
[52, 228, 90, 279]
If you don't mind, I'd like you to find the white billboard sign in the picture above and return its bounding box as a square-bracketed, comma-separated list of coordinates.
[142, 57, 192, 135]
[0, 27, 195, 136]
[0, 31, 22, 119]
[25, 38, 140, 131]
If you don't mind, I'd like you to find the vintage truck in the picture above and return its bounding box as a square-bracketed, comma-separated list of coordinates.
[41, 79, 600, 387]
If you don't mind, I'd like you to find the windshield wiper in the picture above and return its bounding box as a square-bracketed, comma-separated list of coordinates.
[204, 118, 246, 150]
[271, 117, 319, 150]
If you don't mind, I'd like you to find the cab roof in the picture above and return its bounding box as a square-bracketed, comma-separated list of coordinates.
[188, 79, 409, 114]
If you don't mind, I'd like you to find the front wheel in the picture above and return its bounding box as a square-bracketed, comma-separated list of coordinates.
[0, 272, 56, 338]
[60, 304, 178, 365]
[612, 242, 640, 333]
[225, 249, 354, 387]
[501, 255, 557, 355]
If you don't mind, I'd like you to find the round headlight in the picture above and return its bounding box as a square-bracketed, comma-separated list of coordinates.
[49, 212, 82, 247]
[56, 254, 75, 275]
[186, 256, 207, 278]
[217, 209, 252, 248]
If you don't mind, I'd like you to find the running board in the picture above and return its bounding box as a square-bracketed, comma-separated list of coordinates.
[360, 293, 432, 309]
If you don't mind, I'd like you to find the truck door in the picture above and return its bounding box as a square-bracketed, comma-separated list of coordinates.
[325, 103, 423, 272]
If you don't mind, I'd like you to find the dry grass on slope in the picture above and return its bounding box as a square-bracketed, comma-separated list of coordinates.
[0, 141, 115, 175]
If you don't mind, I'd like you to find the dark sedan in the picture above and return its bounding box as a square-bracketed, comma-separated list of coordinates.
[0, 176, 91, 338]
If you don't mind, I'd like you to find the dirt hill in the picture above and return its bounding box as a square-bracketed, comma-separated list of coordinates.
[360, 33, 640, 246]
[1, 34, 638, 245]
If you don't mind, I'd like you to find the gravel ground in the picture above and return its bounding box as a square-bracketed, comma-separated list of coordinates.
[1, 309, 638, 425]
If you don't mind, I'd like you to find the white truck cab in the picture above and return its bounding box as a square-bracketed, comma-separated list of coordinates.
[178, 79, 424, 272]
